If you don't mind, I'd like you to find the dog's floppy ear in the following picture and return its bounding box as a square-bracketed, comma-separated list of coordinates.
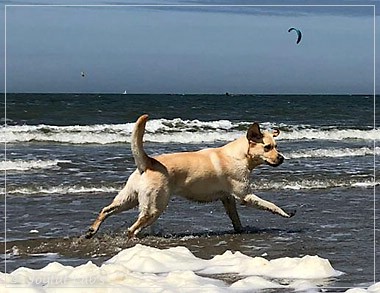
[272, 129, 280, 137]
[246, 123, 263, 142]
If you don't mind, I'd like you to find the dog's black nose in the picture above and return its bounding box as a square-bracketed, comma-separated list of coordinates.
[266, 154, 284, 167]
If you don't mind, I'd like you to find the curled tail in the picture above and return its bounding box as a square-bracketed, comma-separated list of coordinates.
[131, 114, 151, 173]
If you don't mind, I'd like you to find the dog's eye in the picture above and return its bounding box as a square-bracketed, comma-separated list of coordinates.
[264, 145, 273, 152]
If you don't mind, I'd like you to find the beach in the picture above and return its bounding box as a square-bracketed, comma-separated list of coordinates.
[0, 93, 379, 291]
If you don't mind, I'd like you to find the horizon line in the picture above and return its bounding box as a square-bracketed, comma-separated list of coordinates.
[1, 92, 376, 96]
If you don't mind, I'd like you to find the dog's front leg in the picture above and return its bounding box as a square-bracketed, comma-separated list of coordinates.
[242, 194, 295, 218]
[221, 196, 244, 232]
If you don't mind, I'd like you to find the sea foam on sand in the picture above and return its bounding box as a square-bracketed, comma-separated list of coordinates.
[0, 244, 376, 292]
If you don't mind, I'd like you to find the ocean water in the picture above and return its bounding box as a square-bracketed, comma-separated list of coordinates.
[0, 93, 379, 292]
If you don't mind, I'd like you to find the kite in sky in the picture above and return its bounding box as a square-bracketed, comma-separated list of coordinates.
[288, 27, 302, 44]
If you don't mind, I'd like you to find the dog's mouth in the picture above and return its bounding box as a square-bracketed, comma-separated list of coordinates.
[265, 155, 284, 167]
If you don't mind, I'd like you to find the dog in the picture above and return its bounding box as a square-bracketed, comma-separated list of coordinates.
[85, 114, 294, 239]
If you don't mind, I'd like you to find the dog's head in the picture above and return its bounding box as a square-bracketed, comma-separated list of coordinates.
[246, 123, 284, 168]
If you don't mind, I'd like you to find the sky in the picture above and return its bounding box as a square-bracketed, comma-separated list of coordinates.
[0, 0, 379, 94]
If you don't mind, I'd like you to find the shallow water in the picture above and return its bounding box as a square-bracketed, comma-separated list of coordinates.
[1, 186, 378, 289]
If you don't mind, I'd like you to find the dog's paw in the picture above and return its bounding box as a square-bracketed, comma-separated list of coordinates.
[234, 226, 245, 234]
[127, 229, 141, 243]
[127, 235, 140, 243]
[287, 210, 296, 218]
[84, 228, 96, 239]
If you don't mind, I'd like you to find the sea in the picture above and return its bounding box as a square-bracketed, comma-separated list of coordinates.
[0, 93, 379, 292]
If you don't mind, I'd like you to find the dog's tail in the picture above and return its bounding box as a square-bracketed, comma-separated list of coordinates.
[131, 114, 152, 173]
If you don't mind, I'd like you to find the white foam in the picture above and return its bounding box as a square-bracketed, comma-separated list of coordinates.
[280, 128, 379, 141]
[2, 185, 119, 196]
[346, 283, 380, 293]
[0, 244, 344, 292]
[147, 118, 236, 132]
[0, 159, 70, 171]
[147, 131, 241, 144]
[251, 179, 378, 191]
[286, 147, 380, 159]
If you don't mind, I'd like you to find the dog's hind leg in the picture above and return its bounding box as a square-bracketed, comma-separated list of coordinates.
[127, 185, 170, 239]
[221, 196, 243, 232]
[127, 211, 161, 239]
[85, 184, 138, 239]
[242, 194, 295, 218]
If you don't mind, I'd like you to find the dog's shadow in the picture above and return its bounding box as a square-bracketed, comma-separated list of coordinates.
[100, 225, 304, 241]
[159, 226, 302, 238]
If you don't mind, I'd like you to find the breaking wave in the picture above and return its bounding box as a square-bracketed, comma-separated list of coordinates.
[3, 178, 376, 196]
[285, 147, 380, 159]
[2, 185, 119, 196]
[0, 159, 71, 171]
[251, 178, 377, 191]
[1, 119, 378, 144]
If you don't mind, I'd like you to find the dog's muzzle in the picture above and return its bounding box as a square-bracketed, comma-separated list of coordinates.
[266, 154, 284, 167]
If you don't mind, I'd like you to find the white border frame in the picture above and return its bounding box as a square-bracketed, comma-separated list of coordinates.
[3, 3, 377, 290]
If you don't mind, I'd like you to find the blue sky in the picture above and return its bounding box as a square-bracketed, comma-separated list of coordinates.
[0, 0, 379, 94]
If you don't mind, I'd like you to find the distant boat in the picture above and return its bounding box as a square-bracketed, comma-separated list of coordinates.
[122, 90, 127, 94]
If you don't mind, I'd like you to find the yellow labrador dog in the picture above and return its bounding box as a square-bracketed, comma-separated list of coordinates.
[85, 114, 294, 239]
